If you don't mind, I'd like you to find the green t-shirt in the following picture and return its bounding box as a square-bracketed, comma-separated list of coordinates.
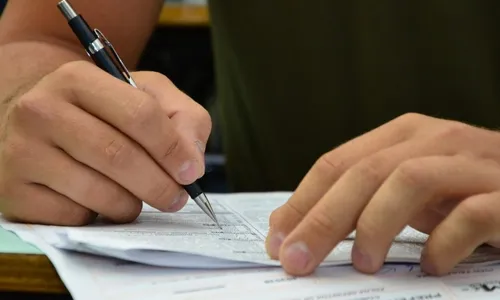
[208, 1, 500, 192]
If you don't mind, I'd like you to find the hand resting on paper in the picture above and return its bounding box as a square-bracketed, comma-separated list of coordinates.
[0, 62, 211, 225]
[266, 113, 500, 277]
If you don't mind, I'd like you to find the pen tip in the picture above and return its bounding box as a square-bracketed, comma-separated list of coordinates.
[213, 217, 222, 230]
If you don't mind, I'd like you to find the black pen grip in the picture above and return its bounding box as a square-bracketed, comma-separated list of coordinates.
[183, 183, 203, 198]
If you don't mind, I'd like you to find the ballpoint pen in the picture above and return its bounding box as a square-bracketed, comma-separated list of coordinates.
[56, 0, 221, 229]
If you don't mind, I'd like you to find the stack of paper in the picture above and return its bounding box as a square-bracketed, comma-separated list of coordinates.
[3, 192, 500, 299]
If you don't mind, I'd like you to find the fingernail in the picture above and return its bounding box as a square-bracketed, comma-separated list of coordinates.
[283, 242, 311, 271]
[178, 160, 199, 183]
[166, 190, 188, 212]
[268, 232, 285, 258]
[352, 245, 373, 271]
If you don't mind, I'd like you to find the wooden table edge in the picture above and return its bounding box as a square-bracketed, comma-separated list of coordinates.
[0, 253, 68, 294]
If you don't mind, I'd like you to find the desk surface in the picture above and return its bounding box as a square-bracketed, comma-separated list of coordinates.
[0, 228, 67, 294]
[0, 229, 41, 255]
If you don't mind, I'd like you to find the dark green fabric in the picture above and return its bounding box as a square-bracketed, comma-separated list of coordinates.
[207, 1, 500, 192]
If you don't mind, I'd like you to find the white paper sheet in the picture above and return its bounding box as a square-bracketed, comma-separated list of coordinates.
[4, 192, 500, 300]
[3, 192, 500, 269]
[5, 221, 500, 300]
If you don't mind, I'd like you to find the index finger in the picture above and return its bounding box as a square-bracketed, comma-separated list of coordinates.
[42, 61, 205, 185]
[266, 114, 430, 253]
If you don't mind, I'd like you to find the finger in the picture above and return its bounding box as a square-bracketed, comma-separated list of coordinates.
[2, 183, 96, 226]
[39, 99, 187, 212]
[133, 71, 212, 176]
[353, 155, 500, 274]
[408, 198, 463, 234]
[407, 209, 445, 235]
[275, 139, 462, 276]
[134, 71, 212, 143]
[266, 114, 436, 257]
[421, 191, 500, 275]
[40, 62, 203, 184]
[10, 139, 143, 223]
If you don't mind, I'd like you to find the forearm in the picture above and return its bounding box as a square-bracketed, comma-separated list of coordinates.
[0, 0, 163, 117]
[0, 39, 88, 115]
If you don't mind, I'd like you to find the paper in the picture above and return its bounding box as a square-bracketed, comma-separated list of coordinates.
[4, 221, 500, 300]
[4, 192, 500, 269]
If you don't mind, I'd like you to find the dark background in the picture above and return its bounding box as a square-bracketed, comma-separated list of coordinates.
[136, 26, 227, 193]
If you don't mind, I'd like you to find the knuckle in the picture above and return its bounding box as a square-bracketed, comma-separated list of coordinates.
[283, 201, 307, 220]
[355, 217, 379, 241]
[52, 60, 89, 82]
[434, 122, 473, 145]
[269, 201, 304, 229]
[307, 212, 337, 236]
[160, 134, 181, 161]
[103, 138, 137, 169]
[457, 198, 497, 228]
[385, 112, 427, 139]
[393, 112, 425, 125]
[268, 209, 282, 228]
[12, 92, 49, 123]
[393, 159, 428, 189]
[351, 156, 386, 183]
[314, 152, 345, 177]
[129, 96, 160, 128]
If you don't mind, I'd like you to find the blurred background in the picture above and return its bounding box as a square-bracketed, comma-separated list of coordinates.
[0, 0, 228, 193]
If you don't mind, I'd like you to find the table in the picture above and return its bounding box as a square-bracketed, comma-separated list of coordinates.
[0, 228, 68, 295]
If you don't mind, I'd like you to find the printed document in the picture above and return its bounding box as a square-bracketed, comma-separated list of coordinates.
[3, 217, 500, 300]
[3, 192, 500, 269]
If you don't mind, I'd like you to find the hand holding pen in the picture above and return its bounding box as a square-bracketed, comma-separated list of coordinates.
[56, 0, 220, 227]
[0, 1, 218, 227]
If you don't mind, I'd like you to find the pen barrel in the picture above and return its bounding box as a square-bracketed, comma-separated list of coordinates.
[67, 15, 128, 84]
[91, 49, 129, 83]
[68, 16, 97, 49]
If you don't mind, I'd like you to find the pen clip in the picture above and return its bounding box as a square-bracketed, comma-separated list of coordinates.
[93, 28, 137, 88]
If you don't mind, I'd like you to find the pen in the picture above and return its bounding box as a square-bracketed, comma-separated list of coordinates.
[56, 0, 221, 229]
